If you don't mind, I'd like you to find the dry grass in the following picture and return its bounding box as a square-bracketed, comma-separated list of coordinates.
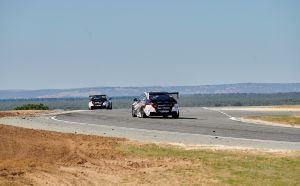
[253, 105, 300, 110]
[0, 110, 51, 118]
[262, 105, 300, 109]
[248, 115, 300, 126]
[119, 143, 300, 186]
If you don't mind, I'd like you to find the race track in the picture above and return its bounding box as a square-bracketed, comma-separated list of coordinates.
[55, 107, 300, 142]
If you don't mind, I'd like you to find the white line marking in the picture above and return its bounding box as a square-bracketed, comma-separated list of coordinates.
[202, 107, 235, 120]
[202, 107, 298, 128]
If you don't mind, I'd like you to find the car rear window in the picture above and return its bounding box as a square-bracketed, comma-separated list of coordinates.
[90, 95, 107, 101]
[150, 94, 175, 102]
[94, 95, 106, 99]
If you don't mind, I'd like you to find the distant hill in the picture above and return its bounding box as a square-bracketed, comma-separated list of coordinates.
[1, 83, 300, 99]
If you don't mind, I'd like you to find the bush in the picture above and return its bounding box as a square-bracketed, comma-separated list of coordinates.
[232, 102, 243, 106]
[15, 103, 49, 110]
[214, 103, 222, 107]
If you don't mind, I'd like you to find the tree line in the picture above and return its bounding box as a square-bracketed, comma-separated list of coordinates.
[0, 92, 300, 110]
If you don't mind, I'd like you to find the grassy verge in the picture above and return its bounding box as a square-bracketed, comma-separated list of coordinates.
[118, 144, 300, 186]
[248, 115, 300, 126]
[262, 105, 300, 109]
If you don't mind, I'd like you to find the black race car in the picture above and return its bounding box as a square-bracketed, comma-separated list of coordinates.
[132, 92, 179, 118]
[88, 95, 112, 110]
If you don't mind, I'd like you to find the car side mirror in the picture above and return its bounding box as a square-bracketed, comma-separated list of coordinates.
[108, 98, 112, 100]
[133, 98, 138, 102]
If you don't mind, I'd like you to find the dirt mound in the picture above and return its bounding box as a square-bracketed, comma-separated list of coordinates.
[0, 124, 127, 185]
[0, 110, 201, 185]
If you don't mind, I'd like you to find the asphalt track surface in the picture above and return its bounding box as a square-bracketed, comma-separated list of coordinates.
[56, 108, 300, 143]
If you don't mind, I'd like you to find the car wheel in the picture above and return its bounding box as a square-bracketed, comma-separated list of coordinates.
[141, 111, 148, 118]
[172, 112, 179, 119]
[90, 106, 94, 110]
[132, 107, 137, 117]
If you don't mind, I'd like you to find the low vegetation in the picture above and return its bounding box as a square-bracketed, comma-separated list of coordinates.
[248, 115, 300, 126]
[14, 103, 49, 110]
[119, 144, 300, 186]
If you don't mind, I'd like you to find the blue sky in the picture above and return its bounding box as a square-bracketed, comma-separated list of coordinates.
[0, 0, 299, 90]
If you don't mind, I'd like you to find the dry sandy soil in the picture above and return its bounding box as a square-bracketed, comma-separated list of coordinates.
[0, 111, 208, 185]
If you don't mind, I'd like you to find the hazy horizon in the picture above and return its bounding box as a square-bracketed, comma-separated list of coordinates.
[1, 1, 299, 89]
[1, 82, 300, 91]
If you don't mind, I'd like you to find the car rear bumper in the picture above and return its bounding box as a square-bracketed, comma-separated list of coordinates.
[144, 104, 179, 116]
[149, 111, 178, 116]
[92, 105, 107, 109]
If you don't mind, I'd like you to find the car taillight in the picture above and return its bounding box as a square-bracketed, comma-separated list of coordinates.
[149, 102, 158, 108]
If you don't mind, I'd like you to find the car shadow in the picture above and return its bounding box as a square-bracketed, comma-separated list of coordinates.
[146, 117, 197, 120]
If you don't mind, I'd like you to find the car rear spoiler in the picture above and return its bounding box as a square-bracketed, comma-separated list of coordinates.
[89, 95, 106, 97]
[167, 92, 179, 99]
[148, 92, 179, 99]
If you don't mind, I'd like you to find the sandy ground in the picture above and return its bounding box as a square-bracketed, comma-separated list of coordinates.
[0, 111, 211, 185]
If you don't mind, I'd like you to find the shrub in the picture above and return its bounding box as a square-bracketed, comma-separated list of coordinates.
[232, 102, 243, 106]
[214, 103, 222, 107]
[15, 103, 49, 110]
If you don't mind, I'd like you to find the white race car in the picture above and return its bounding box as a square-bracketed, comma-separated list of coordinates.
[132, 92, 179, 118]
[88, 95, 112, 110]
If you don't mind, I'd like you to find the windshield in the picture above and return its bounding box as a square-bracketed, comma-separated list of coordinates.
[90, 95, 107, 101]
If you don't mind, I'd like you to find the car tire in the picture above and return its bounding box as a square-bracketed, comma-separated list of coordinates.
[163, 114, 168, 118]
[172, 112, 179, 119]
[132, 107, 137, 117]
[90, 106, 94, 110]
[140, 109, 147, 118]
